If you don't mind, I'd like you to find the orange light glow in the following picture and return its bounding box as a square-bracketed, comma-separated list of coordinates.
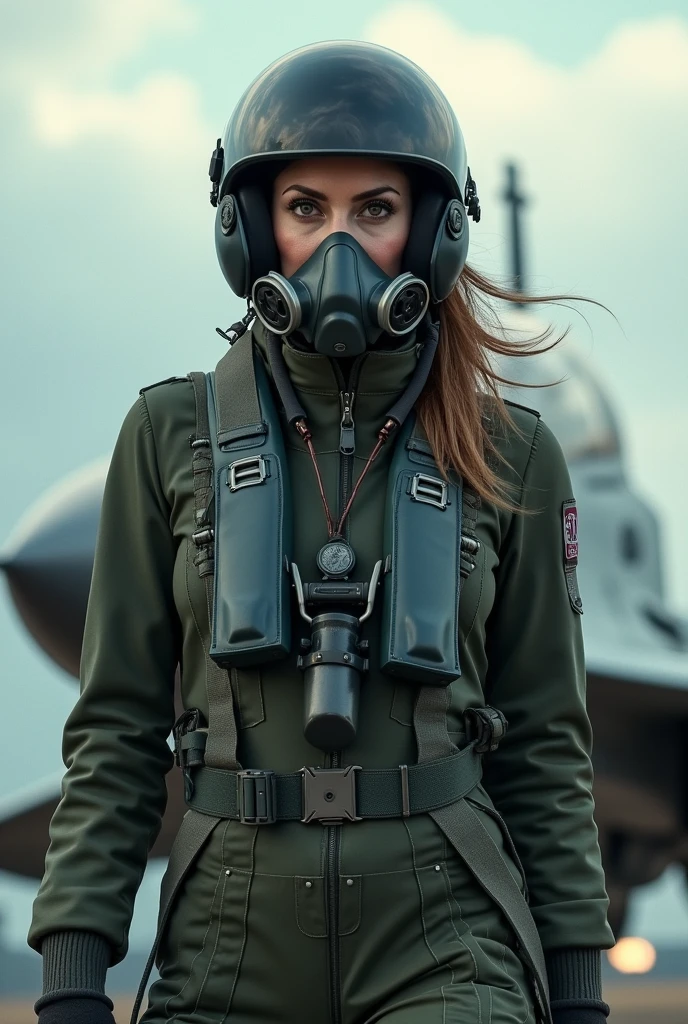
[607, 937, 657, 974]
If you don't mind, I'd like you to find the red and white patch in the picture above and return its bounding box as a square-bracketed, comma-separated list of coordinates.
[562, 500, 579, 564]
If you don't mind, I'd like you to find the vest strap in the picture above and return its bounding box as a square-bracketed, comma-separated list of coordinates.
[185, 743, 482, 823]
[187, 371, 241, 774]
[215, 332, 265, 446]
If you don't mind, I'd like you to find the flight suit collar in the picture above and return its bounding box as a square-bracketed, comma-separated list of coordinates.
[250, 319, 420, 444]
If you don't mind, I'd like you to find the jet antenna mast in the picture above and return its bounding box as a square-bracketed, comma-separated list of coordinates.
[503, 162, 528, 307]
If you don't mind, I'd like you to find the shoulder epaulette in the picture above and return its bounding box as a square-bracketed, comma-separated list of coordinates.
[139, 375, 190, 395]
[503, 398, 541, 419]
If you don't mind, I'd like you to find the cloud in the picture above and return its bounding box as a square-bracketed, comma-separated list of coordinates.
[2, 0, 204, 160]
[1, 0, 195, 79]
[29, 74, 206, 155]
[362, 8, 688, 239]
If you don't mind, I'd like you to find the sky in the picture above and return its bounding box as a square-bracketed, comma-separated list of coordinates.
[1, 0, 687, 960]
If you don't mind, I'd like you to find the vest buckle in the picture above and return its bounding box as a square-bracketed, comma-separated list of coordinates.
[464, 706, 509, 754]
[409, 472, 449, 510]
[237, 769, 277, 824]
[228, 455, 268, 491]
[301, 765, 363, 824]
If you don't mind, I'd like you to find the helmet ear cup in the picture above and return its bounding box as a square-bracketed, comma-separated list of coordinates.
[402, 189, 469, 302]
[430, 198, 469, 301]
[214, 184, 279, 298]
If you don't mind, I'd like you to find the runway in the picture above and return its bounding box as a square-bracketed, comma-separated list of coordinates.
[2, 984, 687, 1023]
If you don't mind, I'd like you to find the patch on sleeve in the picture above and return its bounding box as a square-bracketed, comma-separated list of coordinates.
[562, 499, 583, 614]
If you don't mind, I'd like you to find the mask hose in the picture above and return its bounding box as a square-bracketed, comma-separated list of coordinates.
[266, 316, 439, 439]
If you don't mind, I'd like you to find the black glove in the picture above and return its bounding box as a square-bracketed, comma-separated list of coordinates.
[552, 1008, 608, 1024]
[36, 994, 116, 1024]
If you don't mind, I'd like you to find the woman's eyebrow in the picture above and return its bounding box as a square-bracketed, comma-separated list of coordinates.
[281, 184, 327, 199]
[281, 184, 402, 201]
[351, 186, 401, 201]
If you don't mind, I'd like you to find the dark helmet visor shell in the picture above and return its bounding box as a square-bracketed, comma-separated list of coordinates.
[220, 40, 467, 200]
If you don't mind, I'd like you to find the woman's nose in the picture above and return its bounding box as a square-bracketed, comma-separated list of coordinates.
[327, 209, 352, 235]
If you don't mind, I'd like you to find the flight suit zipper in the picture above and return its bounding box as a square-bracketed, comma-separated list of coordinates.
[326, 355, 365, 1024]
[333, 357, 365, 543]
[339, 391, 356, 456]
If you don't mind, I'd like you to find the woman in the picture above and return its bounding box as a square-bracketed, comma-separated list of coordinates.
[29, 41, 614, 1024]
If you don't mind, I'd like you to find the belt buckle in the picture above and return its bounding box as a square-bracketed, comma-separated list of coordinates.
[237, 769, 276, 824]
[301, 765, 363, 824]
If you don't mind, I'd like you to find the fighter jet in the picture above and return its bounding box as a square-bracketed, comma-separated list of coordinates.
[1, 166, 687, 935]
[497, 315, 688, 933]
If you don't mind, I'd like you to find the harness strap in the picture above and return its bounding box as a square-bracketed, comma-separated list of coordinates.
[431, 797, 551, 1022]
[412, 535, 553, 1024]
[186, 743, 482, 821]
[129, 810, 219, 1024]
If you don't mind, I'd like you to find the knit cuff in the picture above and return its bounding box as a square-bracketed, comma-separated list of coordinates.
[546, 948, 609, 1015]
[40, 931, 111, 998]
[34, 989, 114, 1016]
[551, 1010, 608, 1024]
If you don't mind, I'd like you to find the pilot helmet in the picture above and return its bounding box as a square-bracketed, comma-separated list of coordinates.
[209, 40, 480, 306]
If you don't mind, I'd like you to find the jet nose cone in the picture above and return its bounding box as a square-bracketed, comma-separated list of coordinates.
[1, 459, 109, 678]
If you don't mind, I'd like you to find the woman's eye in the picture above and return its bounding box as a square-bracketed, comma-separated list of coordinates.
[292, 200, 318, 217]
[363, 200, 393, 219]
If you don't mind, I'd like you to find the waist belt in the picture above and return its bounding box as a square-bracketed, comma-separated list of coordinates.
[186, 743, 482, 825]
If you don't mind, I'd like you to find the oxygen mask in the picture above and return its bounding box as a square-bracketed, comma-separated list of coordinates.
[251, 231, 429, 357]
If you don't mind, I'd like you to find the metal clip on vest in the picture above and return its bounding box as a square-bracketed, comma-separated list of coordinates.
[172, 709, 208, 801]
[464, 705, 508, 754]
[292, 560, 383, 750]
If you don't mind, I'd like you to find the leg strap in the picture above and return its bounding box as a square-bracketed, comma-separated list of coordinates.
[413, 684, 553, 1024]
[129, 810, 220, 1024]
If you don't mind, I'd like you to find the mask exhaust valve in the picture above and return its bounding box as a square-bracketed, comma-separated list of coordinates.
[252, 272, 303, 335]
[375, 274, 429, 336]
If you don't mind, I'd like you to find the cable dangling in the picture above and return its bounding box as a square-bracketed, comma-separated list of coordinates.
[216, 301, 256, 346]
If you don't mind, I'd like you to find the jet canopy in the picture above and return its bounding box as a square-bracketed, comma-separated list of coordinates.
[494, 312, 622, 464]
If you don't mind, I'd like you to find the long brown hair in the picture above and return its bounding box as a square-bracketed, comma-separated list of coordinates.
[418, 265, 587, 512]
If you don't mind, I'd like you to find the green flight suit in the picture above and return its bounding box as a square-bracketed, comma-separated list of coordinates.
[29, 323, 614, 1023]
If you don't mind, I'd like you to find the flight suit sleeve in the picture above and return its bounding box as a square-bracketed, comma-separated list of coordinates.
[28, 393, 179, 964]
[481, 417, 615, 952]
